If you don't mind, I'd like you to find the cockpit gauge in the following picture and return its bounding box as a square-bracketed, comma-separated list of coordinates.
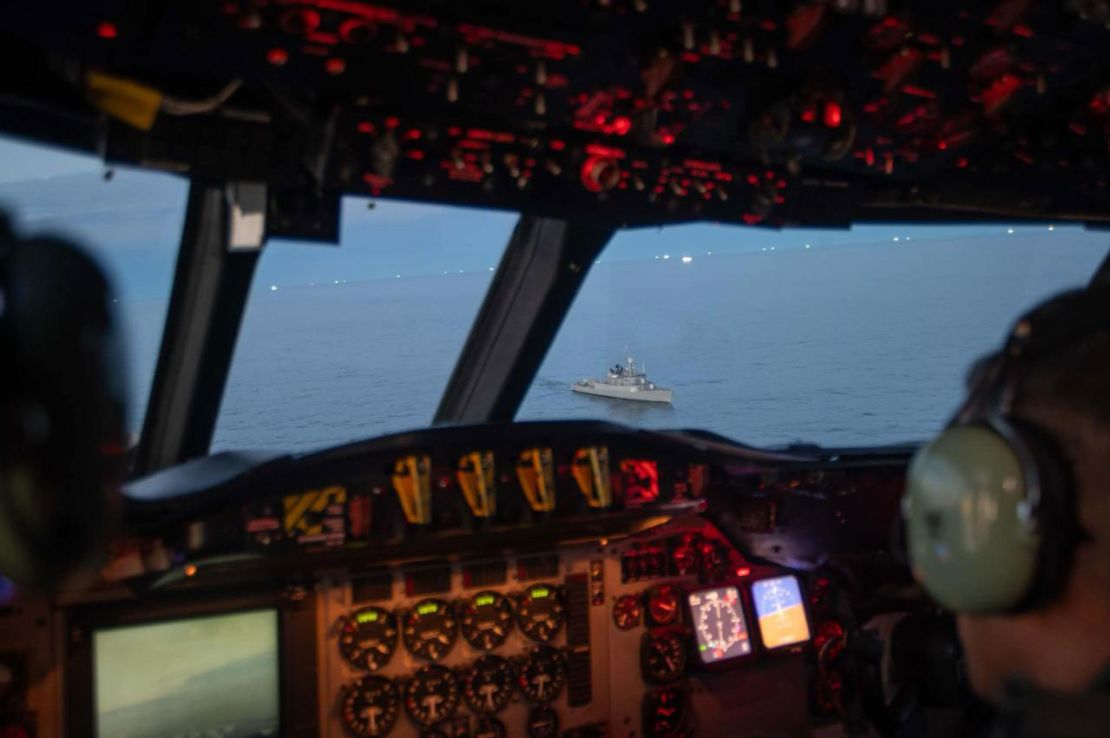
[646, 584, 682, 627]
[341, 675, 401, 738]
[461, 655, 516, 714]
[688, 586, 752, 664]
[526, 706, 560, 738]
[612, 594, 643, 630]
[340, 606, 399, 671]
[459, 591, 514, 651]
[640, 631, 688, 684]
[404, 664, 461, 726]
[403, 599, 458, 661]
[515, 584, 565, 643]
[642, 687, 689, 738]
[474, 717, 507, 738]
[517, 645, 567, 704]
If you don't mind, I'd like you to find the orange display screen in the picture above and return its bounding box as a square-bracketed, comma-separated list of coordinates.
[751, 575, 811, 650]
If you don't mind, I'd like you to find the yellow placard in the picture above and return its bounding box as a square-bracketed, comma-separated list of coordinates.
[516, 448, 556, 512]
[391, 455, 432, 524]
[457, 451, 496, 518]
[282, 485, 347, 536]
[572, 447, 611, 508]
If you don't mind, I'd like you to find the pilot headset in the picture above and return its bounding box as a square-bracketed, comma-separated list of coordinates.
[902, 287, 1109, 615]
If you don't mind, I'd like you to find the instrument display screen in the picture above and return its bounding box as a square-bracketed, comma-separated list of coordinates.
[687, 586, 752, 664]
[751, 575, 811, 650]
[94, 609, 279, 738]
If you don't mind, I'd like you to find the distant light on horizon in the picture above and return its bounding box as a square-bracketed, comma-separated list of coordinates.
[905, 236, 911, 240]
[1048, 225, 1055, 231]
[770, 246, 775, 251]
[334, 280, 339, 284]
[1007, 227, 1015, 234]
[893, 237, 900, 242]
[654, 255, 660, 260]
[805, 243, 811, 249]
[681, 255, 693, 263]
[395, 274, 401, 278]
[762, 247, 767, 251]
[270, 285, 277, 291]
[662, 254, 671, 260]
[707, 251, 712, 255]
[488, 266, 494, 271]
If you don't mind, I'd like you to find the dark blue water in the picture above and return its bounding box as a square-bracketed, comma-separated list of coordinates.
[178, 230, 1107, 452]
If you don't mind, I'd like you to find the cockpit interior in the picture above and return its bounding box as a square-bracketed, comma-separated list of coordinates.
[1, 2, 1109, 738]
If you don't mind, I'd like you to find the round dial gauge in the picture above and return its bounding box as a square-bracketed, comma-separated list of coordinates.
[642, 688, 688, 738]
[692, 587, 751, 661]
[340, 607, 399, 671]
[646, 584, 681, 627]
[517, 646, 566, 704]
[459, 591, 514, 650]
[462, 655, 516, 714]
[612, 594, 643, 630]
[341, 675, 401, 738]
[641, 632, 687, 684]
[403, 599, 458, 661]
[404, 664, 461, 726]
[526, 706, 560, 738]
[516, 584, 565, 643]
[473, 717, 507, 738]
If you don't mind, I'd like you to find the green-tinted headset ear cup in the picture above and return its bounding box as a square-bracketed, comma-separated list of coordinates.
[904, 425, 1042, 614]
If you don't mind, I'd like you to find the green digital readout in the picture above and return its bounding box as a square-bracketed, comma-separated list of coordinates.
[531, 586, 550, 599]
[417, 602, 439, 616]
[475, 595, 496, 607]
[356, 611, 380, 624]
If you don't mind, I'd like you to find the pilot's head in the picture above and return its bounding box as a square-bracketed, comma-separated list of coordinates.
[903, 287, 1110, 701]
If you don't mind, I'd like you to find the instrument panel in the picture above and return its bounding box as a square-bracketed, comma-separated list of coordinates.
[317, 517, 815, 738]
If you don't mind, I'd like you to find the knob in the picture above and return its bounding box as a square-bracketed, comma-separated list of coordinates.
[581, 156, 621, 192]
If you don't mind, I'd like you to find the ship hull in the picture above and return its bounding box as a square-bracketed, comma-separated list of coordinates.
[570, 382, 673, 403]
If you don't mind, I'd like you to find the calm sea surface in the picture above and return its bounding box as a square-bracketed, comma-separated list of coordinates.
[119, 232, 1106, 453]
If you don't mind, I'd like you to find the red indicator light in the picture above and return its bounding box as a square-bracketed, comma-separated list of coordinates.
[403, 128, 423, 141]
[357, 121, 375, 134]
[385, 116, 400, 128]
[594, 113, 607, 127]
[266, 47, 289, 66]
[800, 106, 817, 124]
[619, 460, 659, 507]
[937, 140, 948, 150]
[549, 140, 566, 151]
[660, 132, 676, 145]
[96, 21, 118, 39]
[735, 567, 752, 577]
[822, 101, 842, 128]
[325, 57, 346, 75]
[612, 116, 632, 135]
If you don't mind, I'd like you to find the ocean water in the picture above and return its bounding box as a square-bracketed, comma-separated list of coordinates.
[119, 229, 1103, 453]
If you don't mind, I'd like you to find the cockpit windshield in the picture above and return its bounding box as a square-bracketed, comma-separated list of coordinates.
[2, 135, 1106, 452]
[518, 223, 1108, 447]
